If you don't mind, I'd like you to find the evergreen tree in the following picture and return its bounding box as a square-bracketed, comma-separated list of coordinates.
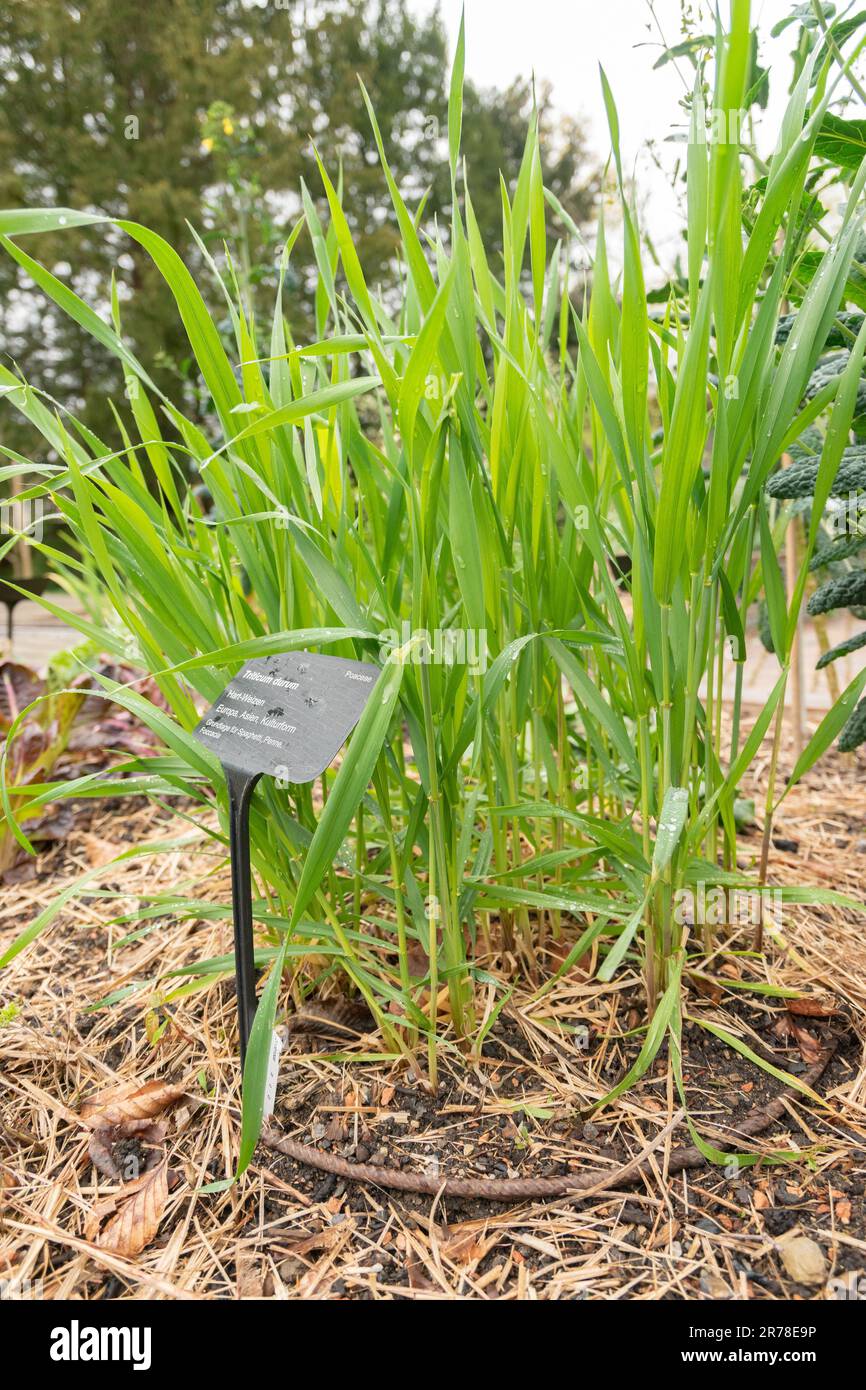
[0, 0, 596, 445]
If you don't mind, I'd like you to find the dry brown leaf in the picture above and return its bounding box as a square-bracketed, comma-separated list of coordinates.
[236, 1248, 264, 1299]
[81, 832, 122, 868]
[282, 1226, 347, 1259]
[80, 1079, 186, 1128]
[701, 1270, 732, 1298]
[790, 1023, 822, 1064]
[406, 1254, 438, 1291]
[690, 975, 723, 1003]
[86, 1159, 171, 1256]
[406, 935, 440, 980]
[292, 1223, 354, 1297]
[324, 1114, 347, 1143]
[647, 1218, 680, 1249]
[88, 1127, 121, 1180]
[88, 1121, 165, 1181]
[546, 937, 592, 976]
[441, 1220, 494, 1267]
[786, 996, 837, 1019]
[0, 662, 43, 732]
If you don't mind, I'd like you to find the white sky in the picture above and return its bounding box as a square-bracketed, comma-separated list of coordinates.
[414, 1, 853, 271]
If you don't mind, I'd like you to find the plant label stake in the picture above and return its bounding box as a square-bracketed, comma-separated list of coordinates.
[192, 651, 378, 1066]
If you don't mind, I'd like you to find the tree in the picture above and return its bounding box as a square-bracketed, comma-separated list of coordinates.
[0, 0, 597, 447]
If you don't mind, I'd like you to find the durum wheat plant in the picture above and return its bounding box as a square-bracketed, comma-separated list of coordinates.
[1, 4, 865, 1167]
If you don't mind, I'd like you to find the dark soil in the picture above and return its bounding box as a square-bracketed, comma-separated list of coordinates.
[252, 994, 864, 1299]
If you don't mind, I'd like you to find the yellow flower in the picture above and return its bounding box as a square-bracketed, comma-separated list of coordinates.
[201, 137, 214, 153]
[222, 118, 234, 136]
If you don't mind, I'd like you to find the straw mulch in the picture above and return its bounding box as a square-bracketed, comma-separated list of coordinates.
[1, 718, 865, 1301]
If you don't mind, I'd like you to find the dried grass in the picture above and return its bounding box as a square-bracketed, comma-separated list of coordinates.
[1, 719, 865, 1301]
